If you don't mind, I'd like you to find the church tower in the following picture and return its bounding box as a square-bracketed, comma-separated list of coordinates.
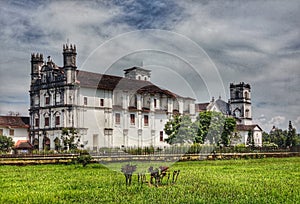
[229, 82, 252, 125]
[63, 44, 77, 84]
[31, 53, 44, 83]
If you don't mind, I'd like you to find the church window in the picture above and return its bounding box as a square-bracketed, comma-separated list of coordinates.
[9, 129, 14, 136]
[234, 109, 241, 117]
[235, 91, 239, 99]
[34, 96, 39, 105]
[100, 98, 104, 106]
[160, 131, 164, 142]
[56, 93, 61, 104]
[144, 115, 149, 126]
[138, 76, 141, 80]
[245, 91, 249, 99]
[115, 113, 120, 125]
[93, 134, 98, 150]
[154, 99, 157, 108]
[45, 96, 50, 105]
[144, 77, 147, 81]
[45, 117, 49, 126]
[55, 116, 60, 126]
[35, 118, 39, 126]
[84, 97, 87, 105]
[130, 114, 135, 125]
[245, 109, 250, 118]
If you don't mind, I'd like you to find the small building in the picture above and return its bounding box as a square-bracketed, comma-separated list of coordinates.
[13, 140, 33, 154]
[0, 116, 30, 145]
[236, 124, 263, 146]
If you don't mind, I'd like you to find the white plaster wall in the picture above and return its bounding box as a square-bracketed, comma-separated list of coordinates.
[0, 127, 28, 143]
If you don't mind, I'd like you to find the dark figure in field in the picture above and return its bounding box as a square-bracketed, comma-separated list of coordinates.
[148, 166, 160, 186]
[159, 166, 170, 183]
[148, 166, 171, 186]
[121, 164, 137, 185]
[172, 170, 180, 183]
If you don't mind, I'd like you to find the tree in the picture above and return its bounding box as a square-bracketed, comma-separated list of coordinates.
[195, 111, 230, 145]
[221, 117, 236, 146]
[195, 111, 213, 143]
[269, 127, 286, 148]
[61, 128, 80, 151]
[262, 131, 270, 143]
[0, 135, 14, 153]
[286, 121, 297, 147]
[164, 115, 196, 144]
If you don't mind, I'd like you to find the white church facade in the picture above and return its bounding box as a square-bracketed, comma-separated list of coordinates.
[29, 44, 196, 150]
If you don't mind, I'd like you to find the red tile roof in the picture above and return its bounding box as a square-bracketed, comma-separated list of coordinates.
[0, 116, 29, 128]
[195, 103, 209, 112]
[77, 70, 193, 99]
[14, 140, 33, 149]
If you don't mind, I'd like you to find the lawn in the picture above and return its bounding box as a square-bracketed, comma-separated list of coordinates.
[0, 157, 299, 204]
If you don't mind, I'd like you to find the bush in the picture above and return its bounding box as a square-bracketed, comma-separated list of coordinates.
[76, 154, 92, 167]
[263, 142, 278, 148]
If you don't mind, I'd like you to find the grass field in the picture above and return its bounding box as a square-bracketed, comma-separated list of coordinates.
[0, 157, 299, 204]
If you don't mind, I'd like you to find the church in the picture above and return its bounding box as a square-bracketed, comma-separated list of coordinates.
[29, 44, 262, 150]
[29, 44, 196, 150]
[195, 82, 263, 146]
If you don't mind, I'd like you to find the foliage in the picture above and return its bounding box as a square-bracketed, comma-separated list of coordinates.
[61, 128, 80, 151]
[221, 117, 236, 146]
[196, 111, 223, 144]
[262, 142, 278, 148]
[196, 111, 236, 146]
[263, 121, 299, 148]
[164, 111, 236, 146]
[0, 158, 299, 203]
[76, 154, 92, 167]
[0, 135, 14, 153]
[286, 121, 297, 147]
[164, 115, 196, 144]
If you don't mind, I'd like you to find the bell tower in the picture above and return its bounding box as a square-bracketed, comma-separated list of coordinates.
[63, 44, 77, 84]
[229, 82, 252, 125]
[31, 53, 44, 83]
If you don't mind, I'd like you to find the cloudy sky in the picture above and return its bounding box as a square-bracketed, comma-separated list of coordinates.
[0, 0, 299, 132]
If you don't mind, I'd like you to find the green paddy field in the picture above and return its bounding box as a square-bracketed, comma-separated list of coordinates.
[0, 157, 299, 203]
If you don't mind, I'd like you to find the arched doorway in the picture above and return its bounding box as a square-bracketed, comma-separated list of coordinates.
[33, 138, 39, 150]
[54, 137, 61, 151]
[43, 137, 50, 150]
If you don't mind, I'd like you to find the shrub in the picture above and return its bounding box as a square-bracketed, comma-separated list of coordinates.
[76, 154, 92, 167]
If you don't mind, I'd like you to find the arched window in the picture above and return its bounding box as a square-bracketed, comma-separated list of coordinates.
[56, 92, 61, 104]
[245, 91, 249, 99]
[235, 91, 239, 99]
[233, 108, 241, 117]
[33, 138, 39, 150]
[245, 109, 250, 118]
[43, 137, 50, 150]
[44, 112, 50, 127]
[54, 111, 61, 126]
[54, 137, 61, 151]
